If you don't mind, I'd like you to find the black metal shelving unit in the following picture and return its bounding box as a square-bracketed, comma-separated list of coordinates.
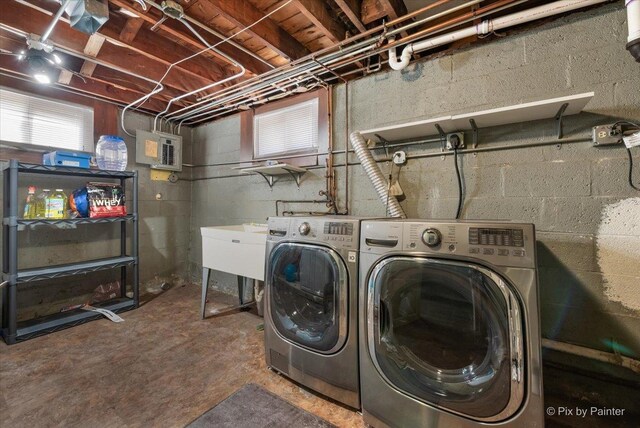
[2, 160, 139, 344]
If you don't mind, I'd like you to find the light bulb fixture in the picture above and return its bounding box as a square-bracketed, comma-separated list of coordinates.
[24, 49, 56, 85]
[33, 73, 51, 84]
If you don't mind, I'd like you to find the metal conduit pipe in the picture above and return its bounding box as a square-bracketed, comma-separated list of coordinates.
[153, 19, 246, 131]
[350, 132, 406, 218]
[189, 0, 457, 107]
[174, 0, 527, 124]
[125, 0, 293, 133]
[181, 0, 515, 117]
[148, 0, 295, 126]
[389, 0, 610, 70]
[40, 0, 71, 42]
[169, 44, 377, 123]
[141, 0, 274, 69]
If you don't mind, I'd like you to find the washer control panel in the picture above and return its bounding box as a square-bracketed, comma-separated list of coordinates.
[268, 216, 360, 250]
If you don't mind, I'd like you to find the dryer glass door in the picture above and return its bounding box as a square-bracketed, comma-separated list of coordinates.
[367, 257, 524, 421]
[268, 243, 348, 354]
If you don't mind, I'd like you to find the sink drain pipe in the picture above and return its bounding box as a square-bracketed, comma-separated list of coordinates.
[350, 132, 406, 218]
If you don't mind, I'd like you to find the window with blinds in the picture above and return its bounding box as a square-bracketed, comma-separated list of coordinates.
[0, 87, 94, 152]
[253, 98, 319, 158]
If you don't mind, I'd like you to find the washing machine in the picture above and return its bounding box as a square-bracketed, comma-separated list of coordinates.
[264, 216, 363, 409]
[359, 219, 544, 427]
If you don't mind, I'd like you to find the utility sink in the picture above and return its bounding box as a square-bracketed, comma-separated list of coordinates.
[201, 224, 268, 281]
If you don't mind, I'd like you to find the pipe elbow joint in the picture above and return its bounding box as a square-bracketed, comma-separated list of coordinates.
[388, 46, 412, 71]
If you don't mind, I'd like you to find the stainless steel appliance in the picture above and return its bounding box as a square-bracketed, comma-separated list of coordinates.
[264, 216, 363, 409]
[359, 220, 543, 427]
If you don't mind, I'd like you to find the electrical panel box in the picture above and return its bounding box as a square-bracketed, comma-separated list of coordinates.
[135, 130, 182, 172]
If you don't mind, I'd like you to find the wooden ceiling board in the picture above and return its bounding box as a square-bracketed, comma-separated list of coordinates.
[108, 0, 271, 75]
[184, 0, 308, 60]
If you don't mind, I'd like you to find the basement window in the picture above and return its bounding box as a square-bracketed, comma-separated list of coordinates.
[0, 87, 94, 152]
[253, 92, 324, 159]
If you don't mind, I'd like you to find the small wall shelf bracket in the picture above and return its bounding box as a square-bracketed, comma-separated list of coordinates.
[469, 118, 479, 148]
[555, 102, 569, 140]
[435, 123, 447, 152]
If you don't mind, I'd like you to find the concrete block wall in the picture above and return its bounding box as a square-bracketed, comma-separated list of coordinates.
[188, 3, 639, 361]
[0, 110, 193, 320]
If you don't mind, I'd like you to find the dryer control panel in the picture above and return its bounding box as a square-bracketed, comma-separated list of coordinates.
[360, 220, 535, 269]
[407, 222, 534, 269]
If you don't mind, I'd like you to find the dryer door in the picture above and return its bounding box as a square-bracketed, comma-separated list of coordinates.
[268, 243, 348, 354]
[367, 256, 524, 422]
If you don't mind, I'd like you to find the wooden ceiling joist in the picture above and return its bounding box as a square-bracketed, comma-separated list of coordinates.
[0, 1, 211, 103]
[99, 14, 228, 85]
[119, 17, 144, 44]
[362, 0, 408, 25]
[334, 0, 366, 33]
[108, 0, 272, 76]
[185, 0, 309, 61]
[291, 0, 348, 43]
[0, 52, 169, 113]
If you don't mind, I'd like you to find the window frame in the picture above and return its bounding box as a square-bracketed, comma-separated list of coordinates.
[241, 88, 329, 166]
[0, 86, 95, 154]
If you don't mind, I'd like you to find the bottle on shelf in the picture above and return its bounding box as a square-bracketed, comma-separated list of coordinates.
[46, 189, 68, 219]
[35, 189, 50, 219]
[95, 135, 128, 171]
[22, 186, 37, 219]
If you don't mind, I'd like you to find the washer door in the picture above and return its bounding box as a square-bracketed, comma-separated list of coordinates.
[268, 243, 348, 354]
[367, 256, 524, 421]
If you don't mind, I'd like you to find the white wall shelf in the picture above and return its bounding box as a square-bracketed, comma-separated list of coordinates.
[360, 92, 594, 147]
[239, 163, 307, 188]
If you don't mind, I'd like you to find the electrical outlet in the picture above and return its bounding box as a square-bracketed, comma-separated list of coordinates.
[592, 124, 623, 146]
[392, 151, 407, 165]
[446, 133, 465, 150]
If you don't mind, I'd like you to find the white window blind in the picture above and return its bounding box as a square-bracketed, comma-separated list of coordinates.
[254, 98, 319, 158]
[0, 87, 94, 152]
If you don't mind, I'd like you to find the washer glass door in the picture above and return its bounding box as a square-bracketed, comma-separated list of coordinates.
[268, 243, 348, 354]
[367, 257, 524, 421]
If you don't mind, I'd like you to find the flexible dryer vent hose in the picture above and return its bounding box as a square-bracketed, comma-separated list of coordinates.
[349, 132, 406, 218]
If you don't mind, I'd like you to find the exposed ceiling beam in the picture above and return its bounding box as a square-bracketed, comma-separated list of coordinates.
[100, 14, 228, 84]
[334, 0, 366, 33]
[108, 0, 271, 76]
[0, 51, 169, 113]
[185, 0, 309, 61]
[20, 0, 230, 88]
[119, 17, 144, 44]
[362, 0, 408, 25]
[0, 1, 210, 99]
[291, 0, 348, 43]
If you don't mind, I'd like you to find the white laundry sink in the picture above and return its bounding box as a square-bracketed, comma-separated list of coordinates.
[200, 224, 268, 280]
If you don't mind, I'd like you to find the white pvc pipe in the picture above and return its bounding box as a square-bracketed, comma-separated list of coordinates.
[627, 0, 640, 43]
[389, 0, 609, 70]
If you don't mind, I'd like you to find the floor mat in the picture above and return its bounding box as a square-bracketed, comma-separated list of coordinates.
[186, 383, 337, 428]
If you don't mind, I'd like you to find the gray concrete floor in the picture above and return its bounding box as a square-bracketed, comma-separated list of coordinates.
[1, 284, 638, 427]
